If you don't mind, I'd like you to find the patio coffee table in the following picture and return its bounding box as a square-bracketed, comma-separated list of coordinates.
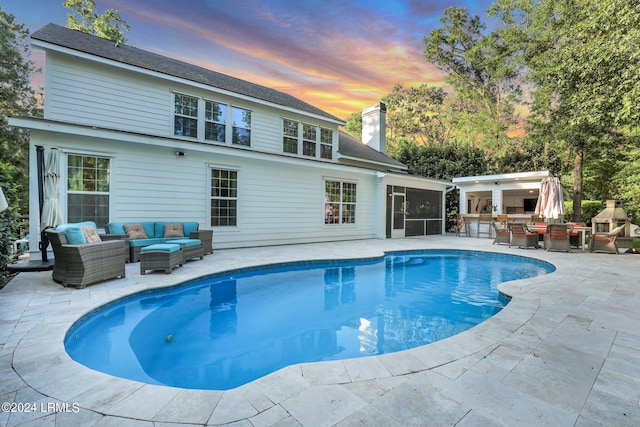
[139, 243, 182, 275]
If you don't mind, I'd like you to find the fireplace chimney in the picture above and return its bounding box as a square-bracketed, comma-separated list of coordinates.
[361, 102, 386, 153]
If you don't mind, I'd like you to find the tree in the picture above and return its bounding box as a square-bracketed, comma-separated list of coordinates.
[381, 83, 451, 147]
[64, 0, 130, 44]
[489, 0, 640, 221]
[0, 7, 42, 213]
[343, 112, 362, 139]
[423, 7, 522, 154]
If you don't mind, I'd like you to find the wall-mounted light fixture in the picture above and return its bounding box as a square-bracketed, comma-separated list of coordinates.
[175, 151, 185, 157]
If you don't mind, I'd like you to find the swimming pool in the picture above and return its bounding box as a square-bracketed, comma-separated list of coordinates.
[65, 250, 554, 390]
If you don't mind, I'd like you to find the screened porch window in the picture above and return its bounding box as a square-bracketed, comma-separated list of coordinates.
[67, 154, 110, 228]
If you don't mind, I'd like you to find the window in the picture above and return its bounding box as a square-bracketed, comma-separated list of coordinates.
[283, 119, 298, 154]
[174, 93, 198, 138]
[232, 107, 251, 146]
[67, 154, 110, 228]
[283, 119, 333, 160]
[302, 124, 316, 157]
[211, 168, 238, 226]
[205, 101, 226, 142]
[325, 180, 356, 224]
[320, 128, 333, 159]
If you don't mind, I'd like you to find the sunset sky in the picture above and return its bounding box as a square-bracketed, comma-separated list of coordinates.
[4, 0, 495, 120]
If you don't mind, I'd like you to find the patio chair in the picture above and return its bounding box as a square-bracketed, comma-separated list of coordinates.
[508, 223, 538, 249]
[589, 224, 626, 254]
[477, 214, 493, 238]
[492, 221, 510, 245]
[455, 214, 471, 237]
[496, 214, 509, 227]
[46, 229, 127, 288]
[543, 223, 574, 252]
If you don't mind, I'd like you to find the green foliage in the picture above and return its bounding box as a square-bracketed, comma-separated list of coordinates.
[381, 84, 450, 146]
[343, 112, 361, 139]
[489, 0, 640, 221]
[63, 0, 130, 43]
[0, 7, 43, 214]
[0, 163, 22, 282]
[564, 200, 603, 225]
[393, 139, 488, 182]
[423, 7, 521, 152]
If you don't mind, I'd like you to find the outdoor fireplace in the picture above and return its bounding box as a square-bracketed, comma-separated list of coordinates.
[591, 200, 630, 237]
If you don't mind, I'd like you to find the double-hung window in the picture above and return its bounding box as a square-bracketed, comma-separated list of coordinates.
[282, 119, 333, 160]
[205, 101, 226, 142]
[320, 128, 333, 159]
[302, 124, 317, 157]
[67, 154, 110, 228]
[173, 93, 251, 146]
[210, 168, 238, 227]
[283, 119, 298, 154]
[174, 93, 198, 138]
[232, 107, 251, 146]
[324, 180, 356, 224]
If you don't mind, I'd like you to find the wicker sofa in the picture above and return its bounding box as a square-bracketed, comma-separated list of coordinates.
[46, 222, 127, 288]
[105, 221, 213, 262]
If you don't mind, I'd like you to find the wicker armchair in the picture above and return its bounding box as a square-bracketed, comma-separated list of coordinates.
[543, 223, 573, 252]
[508, 223, 538, 249]
[589, 224, 626, 254]
[492, 221, 510, 245]
[46, 229, 127, 288]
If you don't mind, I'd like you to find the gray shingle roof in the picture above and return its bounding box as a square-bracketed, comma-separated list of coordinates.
[30, 24, 342, 123]
[338, 131, 406, 169]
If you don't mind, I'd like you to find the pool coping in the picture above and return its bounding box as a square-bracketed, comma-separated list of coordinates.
[3, 236, 640, 426]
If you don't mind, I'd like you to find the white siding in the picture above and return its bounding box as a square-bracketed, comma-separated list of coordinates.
[28, 130, 379, 250]
[45, 54, 171, 135]
[43, 53, 340, 160]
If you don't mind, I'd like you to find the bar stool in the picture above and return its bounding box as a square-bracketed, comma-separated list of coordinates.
[477, 214, 493, 238]
[455, 214, 471, 237]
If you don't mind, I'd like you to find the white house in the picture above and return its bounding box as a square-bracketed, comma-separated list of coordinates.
[10, 24, 451, 259]
[452, 171, 550, 215]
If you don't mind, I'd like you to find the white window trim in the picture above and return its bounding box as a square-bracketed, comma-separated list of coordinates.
[282, 117, 335, 160]
[323, 177, 357, 225]
[208, 164, 240, 229]
[63, 151, 114, 230]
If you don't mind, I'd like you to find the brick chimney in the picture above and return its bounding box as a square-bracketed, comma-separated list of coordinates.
[361, 102, 386, 153]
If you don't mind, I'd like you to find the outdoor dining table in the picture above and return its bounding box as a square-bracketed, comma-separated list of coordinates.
[527, 224, 591, 252]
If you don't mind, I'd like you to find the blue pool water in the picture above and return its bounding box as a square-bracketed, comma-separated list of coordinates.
[65, 250, 554, 390]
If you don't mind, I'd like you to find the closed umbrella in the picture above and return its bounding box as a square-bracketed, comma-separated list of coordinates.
[535, 177, 565, 220]
[0, 186, 7, 212]
[40, 148, 63, 231]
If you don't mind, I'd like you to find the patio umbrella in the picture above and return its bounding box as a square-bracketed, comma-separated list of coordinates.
[0, 186, 7, 212]
[39, 148, 63, 261]
[535, 177, 565, 220]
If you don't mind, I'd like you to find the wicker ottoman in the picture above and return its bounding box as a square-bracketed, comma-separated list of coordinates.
[140, 243, 182, 275]
[167, 238, 204, 262]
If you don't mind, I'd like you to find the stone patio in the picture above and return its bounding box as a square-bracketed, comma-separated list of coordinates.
[1, 235, 639, 426]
